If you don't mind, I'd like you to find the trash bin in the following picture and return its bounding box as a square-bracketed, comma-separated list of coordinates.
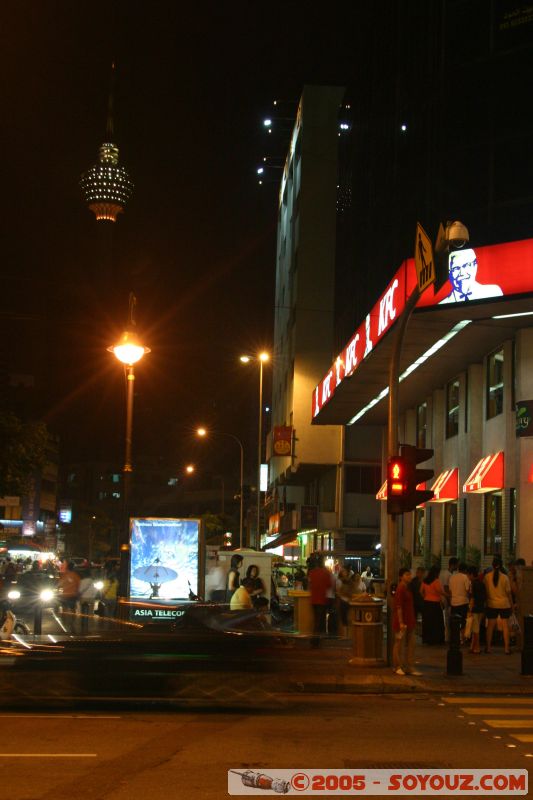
[288, 590, 314, 635]
[348, 596, 384, 665]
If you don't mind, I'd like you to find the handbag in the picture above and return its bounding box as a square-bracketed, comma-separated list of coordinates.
[509, 612, 521, 633]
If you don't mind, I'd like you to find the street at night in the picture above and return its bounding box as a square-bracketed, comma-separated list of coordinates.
[2, 4, 533, 798]
[0, 694, 530, 800]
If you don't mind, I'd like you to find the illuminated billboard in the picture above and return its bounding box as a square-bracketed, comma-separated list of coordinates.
[313, 238, 533, 420]
[129, 517, 200, 600]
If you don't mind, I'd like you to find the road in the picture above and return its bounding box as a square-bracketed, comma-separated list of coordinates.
[0, 693, 529, 800]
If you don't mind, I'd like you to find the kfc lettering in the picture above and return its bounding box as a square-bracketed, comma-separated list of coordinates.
[313, 268, 406, 418]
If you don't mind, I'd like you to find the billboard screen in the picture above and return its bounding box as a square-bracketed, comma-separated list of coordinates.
[129, 517, 200, 600]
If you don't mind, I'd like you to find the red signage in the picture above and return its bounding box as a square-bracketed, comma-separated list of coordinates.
[313, 267, 407, 418]
[272, 425, 293, 456]
[313, 238, 533, 420]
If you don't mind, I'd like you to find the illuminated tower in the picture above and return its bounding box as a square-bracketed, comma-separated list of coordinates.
[80, 65, 133, 222]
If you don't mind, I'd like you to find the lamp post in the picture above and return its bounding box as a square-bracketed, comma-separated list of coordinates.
[108, 294, 150, 602]
[197, 427, 244, 549]
[240, 352, 270, 549]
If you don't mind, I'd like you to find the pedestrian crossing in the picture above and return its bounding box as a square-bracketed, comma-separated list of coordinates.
[440, 695, 533, 752]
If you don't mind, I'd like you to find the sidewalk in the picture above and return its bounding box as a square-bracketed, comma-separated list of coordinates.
[288, 637, 533, 696]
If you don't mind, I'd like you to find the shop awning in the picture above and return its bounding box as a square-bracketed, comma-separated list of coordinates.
[376, 481, 427, 505]
[430, 468, 459, 503]
[376, 481, 387, 500]
[463, 452, 504, 494]
[261, 530, 299, 551]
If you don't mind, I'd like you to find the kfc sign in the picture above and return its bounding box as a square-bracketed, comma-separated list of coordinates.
[313, 269, 406, 418]
[313, 237, 533, 421]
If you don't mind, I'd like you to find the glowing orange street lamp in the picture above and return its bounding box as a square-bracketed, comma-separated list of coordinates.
[185, 464, 195, 474]
[108, 293, 150, 600]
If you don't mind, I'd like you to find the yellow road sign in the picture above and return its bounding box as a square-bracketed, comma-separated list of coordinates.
[415, 222, 435, 293]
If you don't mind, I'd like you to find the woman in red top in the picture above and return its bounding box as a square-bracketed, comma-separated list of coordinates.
[420, 564, 445, 645]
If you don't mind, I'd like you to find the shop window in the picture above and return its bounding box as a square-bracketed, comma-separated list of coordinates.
[345, 464, 381, 494]
[443, 502, 458, 555]
[446, 379, 460, 438]
[414, 508, 425, 556]
[484, 492, 502, 555]
[416, 402, 427, 448]
[487, 348, 504, 419]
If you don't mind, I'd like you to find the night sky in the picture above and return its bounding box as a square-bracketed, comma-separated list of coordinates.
[2, 2, 364, 480]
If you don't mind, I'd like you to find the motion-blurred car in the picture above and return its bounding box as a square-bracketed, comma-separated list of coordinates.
[0, 602, 300, 708]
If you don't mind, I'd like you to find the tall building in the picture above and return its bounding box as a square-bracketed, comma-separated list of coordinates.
[79, 64, 134, 314]
[266, 86, 382, 568]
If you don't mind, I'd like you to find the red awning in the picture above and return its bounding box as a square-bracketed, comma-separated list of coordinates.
[376, 481, 427, 505]
[376, 481, 387, 500]
[430, 468, 459, 503]
[463, 452, 504, 494]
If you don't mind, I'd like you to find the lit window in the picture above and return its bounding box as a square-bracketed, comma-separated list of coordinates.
[446, 379, 460, 438]
[487, 348, 504, 419]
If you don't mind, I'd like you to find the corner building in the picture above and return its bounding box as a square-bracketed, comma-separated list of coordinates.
[313, 239, 533, 570]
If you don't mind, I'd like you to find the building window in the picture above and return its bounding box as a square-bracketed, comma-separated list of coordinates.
[443, 502, 458, 555]
[414, 509, 425, 556]
[416, 402, 427, 448]
[345, 464, 381, 494]
[484, 492, 502, 555]
[446, 379, 460, 438]
[487, 348, 504, 419]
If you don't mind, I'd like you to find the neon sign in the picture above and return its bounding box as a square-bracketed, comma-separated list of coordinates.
[313, 238, 533, 421]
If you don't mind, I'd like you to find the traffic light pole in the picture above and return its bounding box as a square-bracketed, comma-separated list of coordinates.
[386, 284, 420, 665]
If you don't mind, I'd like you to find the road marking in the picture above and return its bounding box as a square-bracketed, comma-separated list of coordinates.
[0, 754, 97, 758]
[483, 720, 533, 728]
[462, 708, 533, 716]
[442, 697, 533, 705]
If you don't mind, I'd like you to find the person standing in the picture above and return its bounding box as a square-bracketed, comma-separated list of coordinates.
[392, 568, 421, 676]
[57, 562, 81, 613]
[225, 554, 243, 602]
[420, 565, 446, 645]
[466, 566, 486, 654]
[449, 563, 471, 643]
[484, 556, 513, 654]
[309, 554, 332, 644]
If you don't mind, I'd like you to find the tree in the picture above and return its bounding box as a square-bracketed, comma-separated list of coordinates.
[0, 411, 48, 497]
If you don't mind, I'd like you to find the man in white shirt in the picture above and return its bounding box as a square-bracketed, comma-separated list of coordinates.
[449, 563, 471, 642]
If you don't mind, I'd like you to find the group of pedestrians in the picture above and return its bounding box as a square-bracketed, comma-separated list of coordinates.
[392, 555, 521, 675]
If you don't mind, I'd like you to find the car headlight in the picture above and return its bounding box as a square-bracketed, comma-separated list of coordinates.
[40, 589, 55, 603]
[7, 589, 21, 601]
[94, 581, 104, 591]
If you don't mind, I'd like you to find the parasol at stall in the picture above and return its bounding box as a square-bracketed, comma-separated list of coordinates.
[133, 558, 178, 598]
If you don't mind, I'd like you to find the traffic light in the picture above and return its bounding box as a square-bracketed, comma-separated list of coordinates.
[387, 456, 408, 515]
[401, 444, 434, 511]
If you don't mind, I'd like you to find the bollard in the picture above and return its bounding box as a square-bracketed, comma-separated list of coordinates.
[33, 604, 43, 636]
[521, 616, 533, 675]
[446, 613, 463, 675]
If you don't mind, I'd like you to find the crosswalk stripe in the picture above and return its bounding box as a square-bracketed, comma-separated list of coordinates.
[442, 697, 533, 705]
[483, 720, 533, 728]
[511, 734, 533, 742]
[462, 708, 533, 715]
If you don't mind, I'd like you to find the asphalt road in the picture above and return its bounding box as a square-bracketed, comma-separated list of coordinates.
[0, 693, 529, 800]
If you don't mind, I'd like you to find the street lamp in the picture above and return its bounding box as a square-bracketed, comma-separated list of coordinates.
[240, 352, 270, 548]
[108, 293, 150, 601]
[196, 427, 244, 549]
